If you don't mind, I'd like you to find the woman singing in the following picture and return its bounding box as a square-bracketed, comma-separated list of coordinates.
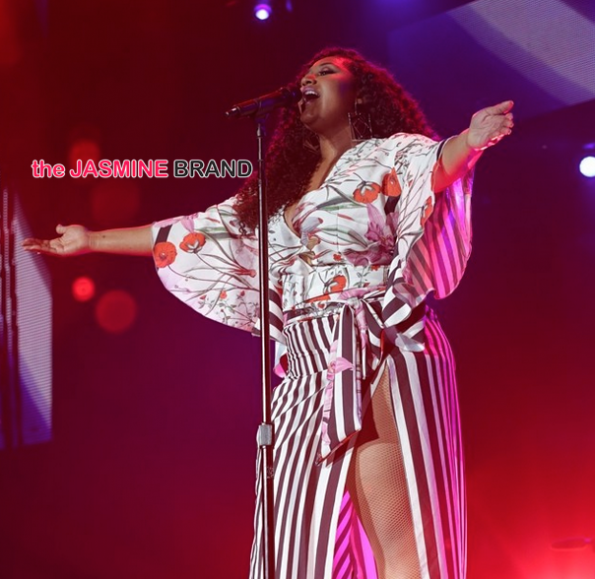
[24, 47, 514, 579]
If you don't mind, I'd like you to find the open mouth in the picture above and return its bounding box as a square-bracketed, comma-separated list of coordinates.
[301, 88, 320, 106]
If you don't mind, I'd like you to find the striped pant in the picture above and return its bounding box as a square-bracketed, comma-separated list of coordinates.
[249, 306, 466, 579]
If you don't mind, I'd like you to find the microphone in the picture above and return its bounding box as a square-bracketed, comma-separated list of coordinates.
[226, 85, 301, 119]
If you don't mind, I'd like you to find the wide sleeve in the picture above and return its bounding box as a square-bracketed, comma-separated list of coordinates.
[151, 196, 263, 333]
[381, 133, 473, 327]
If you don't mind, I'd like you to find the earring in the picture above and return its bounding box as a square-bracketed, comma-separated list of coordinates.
[348, 102, 373, 143]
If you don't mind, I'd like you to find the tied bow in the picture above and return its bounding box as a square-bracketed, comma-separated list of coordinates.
[319, 296, 426, 463]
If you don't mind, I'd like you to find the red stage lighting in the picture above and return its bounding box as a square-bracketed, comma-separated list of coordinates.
[72, 276, 95, 302]
[94, 289, 137, 333]
[68, 138, 100, 174]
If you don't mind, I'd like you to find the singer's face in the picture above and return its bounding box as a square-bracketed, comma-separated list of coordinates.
[299, 56, 358, 135]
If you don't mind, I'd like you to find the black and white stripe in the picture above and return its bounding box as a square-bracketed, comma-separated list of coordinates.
[249, 308, 466, 579]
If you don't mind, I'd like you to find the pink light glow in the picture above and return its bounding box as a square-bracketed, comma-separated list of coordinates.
[72, 276, 96, 302]
[254, 3, 271, 20]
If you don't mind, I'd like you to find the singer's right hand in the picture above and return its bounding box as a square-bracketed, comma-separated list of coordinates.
[22, 224, 91, 257]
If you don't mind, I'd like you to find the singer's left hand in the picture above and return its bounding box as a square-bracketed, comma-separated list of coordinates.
[466, 100, 514, 151]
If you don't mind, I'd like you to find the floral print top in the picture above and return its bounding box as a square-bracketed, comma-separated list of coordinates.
[151, 133, 473, 345]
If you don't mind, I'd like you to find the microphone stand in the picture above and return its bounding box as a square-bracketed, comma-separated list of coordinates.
[254, 115, 276, 579]
[226, 88, 301, 579]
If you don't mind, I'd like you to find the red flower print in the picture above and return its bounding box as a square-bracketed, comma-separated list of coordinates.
[230, 265, 257, 278]
[220, 291, 227, 299]
[306, 275, 347, 304]
[421, 197, 434, 226]
[333, 253, 342, 262]
[179, 231, 206, 253]
[327, 274, 347, 293]
[382, 168, 402, 197]
[153, 241, 177, 268]
[353, 182, 381, 204]
[306, 295, 330, 304]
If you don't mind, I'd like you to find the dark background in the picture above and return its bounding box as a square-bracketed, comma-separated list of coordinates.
[1, 0, 595, 577]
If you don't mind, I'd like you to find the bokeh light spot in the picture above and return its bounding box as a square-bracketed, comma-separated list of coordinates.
[255, 3, 271, 20]
[94, 290, 138, 334]
[72, 276, 96, 302]
[579, 156, 595, 178]
[68, 138, 101, 173]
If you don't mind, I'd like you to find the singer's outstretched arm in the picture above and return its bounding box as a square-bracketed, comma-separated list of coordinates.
[432, 100, 514, 191]
[22, 224, 154, 257]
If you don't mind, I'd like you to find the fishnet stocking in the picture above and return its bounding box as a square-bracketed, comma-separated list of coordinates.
[346, 369, 422, 579]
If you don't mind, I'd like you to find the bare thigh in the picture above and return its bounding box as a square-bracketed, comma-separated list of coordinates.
[345, 368, 422, 579]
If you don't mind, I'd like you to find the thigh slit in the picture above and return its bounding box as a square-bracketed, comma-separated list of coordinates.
[346, 367, 422, 579]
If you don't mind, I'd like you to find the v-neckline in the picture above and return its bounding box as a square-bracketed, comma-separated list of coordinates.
[282, 143, 360, 239]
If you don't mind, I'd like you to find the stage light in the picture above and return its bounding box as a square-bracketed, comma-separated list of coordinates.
[95, 289, 137, 333]
[255, 2, 272, 20]
[579, 155, 595, 178]
[68, 138, 100, 174]
[72, 276, 95, 302]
